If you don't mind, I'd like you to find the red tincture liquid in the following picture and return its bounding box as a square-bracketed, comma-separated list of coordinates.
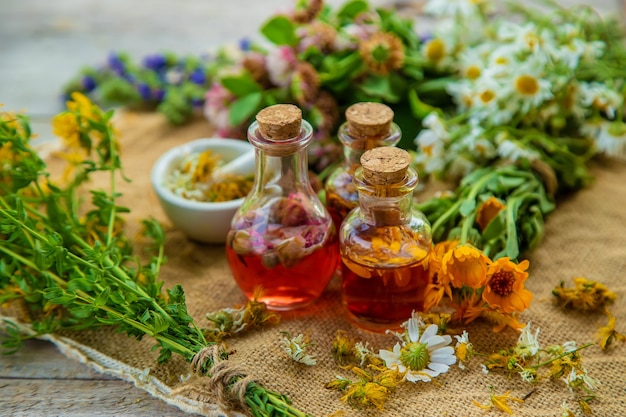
[341, 258, 429, 332]
[226, 237, 339, 310]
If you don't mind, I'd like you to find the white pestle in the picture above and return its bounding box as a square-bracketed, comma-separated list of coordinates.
[210, 149, 256, 183]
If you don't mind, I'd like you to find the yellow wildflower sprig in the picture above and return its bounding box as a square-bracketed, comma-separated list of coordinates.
[477, 323, 598, 414]
[325, 366, 404, 411]
[553, 277, 624, 351]
[552, 277, 617, 312]
[473, 387, 524, 415]
[596, 309, 626, 350]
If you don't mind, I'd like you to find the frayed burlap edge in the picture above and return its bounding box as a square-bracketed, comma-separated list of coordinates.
[0, 316, 245, 417]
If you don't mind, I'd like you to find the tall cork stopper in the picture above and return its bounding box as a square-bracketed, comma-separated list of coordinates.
[345, 102, 394, 138]
[361, 147, 410, 185]
[256, 104, 302, 140]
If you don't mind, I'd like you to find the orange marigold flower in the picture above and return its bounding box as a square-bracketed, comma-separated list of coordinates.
[440, 244, 490, 289]
[482, 258, 532, 314]
[476, 196, 506, 230]
[359, 32, 405, 75]
[451, 292, 484, 324]
[422, 240, 458, 310]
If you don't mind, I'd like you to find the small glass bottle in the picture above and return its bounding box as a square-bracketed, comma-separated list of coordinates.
[226, 104, 338, 310]
[325, 102, 401, 229]
[339, 147, 432, 332]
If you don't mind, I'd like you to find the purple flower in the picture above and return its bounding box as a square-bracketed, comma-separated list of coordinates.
[419, 32, 433, 44]
[143, 54, 167, 71]
[107, 52, 126, 75]
[136, 83, 152, 100]
[191, 97, 204, 108]
[81, 75, 96, 92]
[189, 68, 206, 85]
[239, 37, 252, 51]
[153, 88, 165, 101]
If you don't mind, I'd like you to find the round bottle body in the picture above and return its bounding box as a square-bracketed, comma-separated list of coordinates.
[340, 207, 431, 331]
[226, 113, 338, 310]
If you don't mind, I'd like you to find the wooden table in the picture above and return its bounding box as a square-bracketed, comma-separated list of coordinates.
[0, 339, 196, 416]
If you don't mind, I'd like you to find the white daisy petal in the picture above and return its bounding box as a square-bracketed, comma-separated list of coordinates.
[427, 362, 450, 374]
[420, 324, 439, 342]
[408, 318, 420, 343]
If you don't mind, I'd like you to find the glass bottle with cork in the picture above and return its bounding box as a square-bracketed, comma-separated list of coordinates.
[339, 146, 432, 332]
[324, 102, 401, 229]
[226, 104, 338, 310]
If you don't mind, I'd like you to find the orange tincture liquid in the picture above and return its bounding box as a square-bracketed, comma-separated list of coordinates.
[340, 256, 429, 332]
[226, 236, 338, 311]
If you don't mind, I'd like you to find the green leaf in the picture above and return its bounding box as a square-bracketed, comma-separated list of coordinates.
[481, 211, 506, 243]
[459, 199, 476, 217]
[228, 92, 263, 127]
[151, 312, 169, 336]
[337, 0, 369, 19]
[504, 198, 522, 260]
[260, 16, 298, 46]
[94, 287, 111, 307]
[358, 75, 402, 102]
[220, 73, 262, 96]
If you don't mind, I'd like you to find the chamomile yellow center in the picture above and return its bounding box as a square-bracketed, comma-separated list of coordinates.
[515, 74, 540, 96]
[466, 65, 481, 80]
[425, 39, 446, 62]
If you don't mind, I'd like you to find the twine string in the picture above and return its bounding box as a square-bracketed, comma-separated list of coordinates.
[171, 344, 256, 411]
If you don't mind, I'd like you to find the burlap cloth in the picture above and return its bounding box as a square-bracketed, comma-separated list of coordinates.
[3, 111, 625, 416]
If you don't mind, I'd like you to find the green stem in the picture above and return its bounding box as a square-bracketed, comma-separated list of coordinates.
[530, 343, 594, 369]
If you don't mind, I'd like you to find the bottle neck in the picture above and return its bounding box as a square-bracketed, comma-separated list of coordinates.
[353, 166, 419, 226]
[247, 120, 313, 193]
[338, 121, 402, 171]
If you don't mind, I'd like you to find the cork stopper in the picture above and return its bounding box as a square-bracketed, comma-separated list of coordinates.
[345, 102, 394, 138]
[256, 104, 302, 140]
[361, 147, 410, 185]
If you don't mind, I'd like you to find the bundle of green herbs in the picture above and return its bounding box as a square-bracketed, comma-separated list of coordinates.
[0, 95, 307, 417]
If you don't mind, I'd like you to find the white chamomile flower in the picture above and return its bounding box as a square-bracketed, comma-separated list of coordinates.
[563, 367, 600, 393]
[354, 341, 377, 366]
[507, 61, 553, 114]
[579, 82, 624, 119]
[496, 135, 540, 163]
[379, 319, 456, 383]
[562, 340, 578, 353]
[581, 119, 626, 159]
[422, 112, 450, 140]
[561, 401, 575, 417]
[484, 44, 519, 78]
[498, 21, 555, 59]
[515, 323, 540, 358]
[454, 330, 472, 370]
[280, 332, 317, 366]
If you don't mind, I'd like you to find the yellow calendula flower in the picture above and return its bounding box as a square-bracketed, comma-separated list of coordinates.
[359, 32, 405, 75]
[473, 389, 524, 415]
[440, 244, 490, 289]
[476, 196, 506, 230]
[482, 257, 532, 314]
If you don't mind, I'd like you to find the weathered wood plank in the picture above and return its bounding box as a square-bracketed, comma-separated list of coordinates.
[0, 378, 198, 417]
[0, 339, 110, 380]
